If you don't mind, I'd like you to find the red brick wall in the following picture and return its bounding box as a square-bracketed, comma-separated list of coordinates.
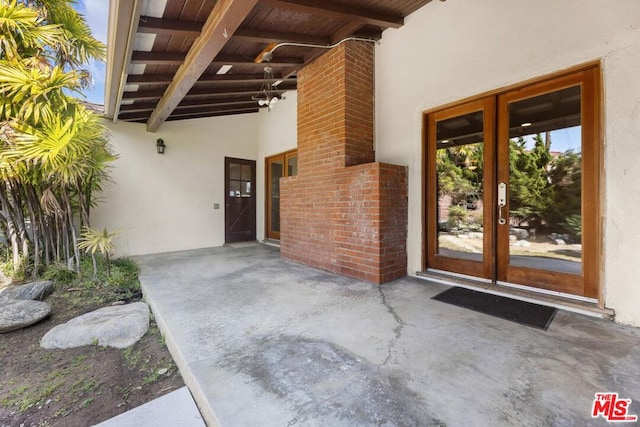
[280, 41, 407, 284]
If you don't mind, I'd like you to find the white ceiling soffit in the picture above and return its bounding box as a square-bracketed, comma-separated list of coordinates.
[128, 63, 146, 75]
[142, 0, 167, 18]
[120, 1, 165, 102]
[134, 33, 156, 51]
[109, 0, 167, 121]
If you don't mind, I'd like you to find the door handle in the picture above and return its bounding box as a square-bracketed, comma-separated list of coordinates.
[498, 182, 507, 225]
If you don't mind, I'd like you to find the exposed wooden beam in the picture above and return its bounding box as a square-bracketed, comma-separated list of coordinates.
[119, 103, 157, 113]
[131, 51, 185, 65]
[353, 28, 383, 41]
[138, 16, 202, 37]
[167, 108, 260, 121]
[167, 105, 260, 118]
[165, 109, 259, 121]
[146, 0, 260, 132]
[123, 82, 296, 101]
[121, 98, 260, 113]
[122, 90, 161, 101]
[277, 21, 372, 79]
[127, 74, 177, 84]
[254, 42, 278, 63]
[121, 109, 260, 122]
[119, 114, 151, 121]
[131, 51, 303, 67]
[181, 99, 261, 109]
[121, 105, 260, 121]
[137, 17, 343, 53]
[127, 73, 292, 85]
[213, 54, 303, 66]
[330, 20, 365, 44]
[260, 0, 403, 29]
[233, 28, 330, 45]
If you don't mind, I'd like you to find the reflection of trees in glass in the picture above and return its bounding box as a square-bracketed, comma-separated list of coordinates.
[437, 144, 483, 205]
[436, 135, 582, 240]
[548, 150, 581, 239]
[508, 135, 553, 227]
[508, 134, 582, 240]
[437, 144, 483, 231]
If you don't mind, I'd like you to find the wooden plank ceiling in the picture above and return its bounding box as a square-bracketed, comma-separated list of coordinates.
[116, 0, 433, 130]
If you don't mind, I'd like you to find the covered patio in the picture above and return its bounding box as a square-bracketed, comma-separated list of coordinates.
[136, 244, 640, 426]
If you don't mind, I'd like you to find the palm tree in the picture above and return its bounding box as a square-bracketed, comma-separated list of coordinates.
[0, 0, 112, 277]
[78, 226, 118, 278]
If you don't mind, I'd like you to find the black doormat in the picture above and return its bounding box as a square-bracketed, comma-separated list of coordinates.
[432, 287, 557, 330]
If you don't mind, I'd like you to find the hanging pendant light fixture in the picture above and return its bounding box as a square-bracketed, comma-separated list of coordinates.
[252, 37, 377, 111]
[252, 52, 282, 111]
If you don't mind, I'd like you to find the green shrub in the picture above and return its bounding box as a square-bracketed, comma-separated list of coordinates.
[111, 258, 140, 277]
[447, 205, 468, 230]
[42, 263, 77, 285]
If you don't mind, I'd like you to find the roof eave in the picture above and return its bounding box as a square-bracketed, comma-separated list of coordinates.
[104, 0, 142, 120]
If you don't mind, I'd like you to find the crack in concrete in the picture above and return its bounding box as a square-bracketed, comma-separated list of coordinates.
[378, 285, 405, 366]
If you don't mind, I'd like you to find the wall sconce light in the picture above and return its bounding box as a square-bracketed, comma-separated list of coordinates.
[156, 138, 166, 154]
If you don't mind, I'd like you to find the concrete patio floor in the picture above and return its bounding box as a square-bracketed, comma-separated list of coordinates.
[136, 244, 640, 426]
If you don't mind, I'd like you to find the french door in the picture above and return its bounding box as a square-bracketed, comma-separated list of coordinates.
[425, 67, 600, 299]
[266, 150, 297, 240]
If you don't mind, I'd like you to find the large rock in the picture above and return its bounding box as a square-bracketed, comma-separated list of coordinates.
[40, 302, 150, 349]
[0, 280, 53, 301]
[510, 227, 529, 240]
[0, 299, 51, 333]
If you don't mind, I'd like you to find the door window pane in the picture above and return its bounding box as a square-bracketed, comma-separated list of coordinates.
[435, 110, 484, 261]
[241, 164, 252, 181]
[507, 85, 582, 274]
[287, 154, 298, 176]
[229, 163, 241, 180]
[270, 160, 284, 233]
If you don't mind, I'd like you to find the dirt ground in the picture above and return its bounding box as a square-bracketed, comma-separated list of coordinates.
[0, 285, 185, 427]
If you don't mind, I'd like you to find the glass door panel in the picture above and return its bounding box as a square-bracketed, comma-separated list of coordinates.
[286, 153, 298, 176]
[266, 150, 298, 240]
[426, 67, 600, 299]
[506, 86, 582, 275]
[267, 157, 284, 238]
[436, 111, 485, 262]
[497, 69, 600, 298]
[426, 98, 495, 279]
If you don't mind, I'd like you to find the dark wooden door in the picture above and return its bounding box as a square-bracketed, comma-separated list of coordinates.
[225, 157, 256, 243]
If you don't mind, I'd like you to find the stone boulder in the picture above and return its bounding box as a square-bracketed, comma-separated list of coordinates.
[0, 280, 53, 301]
[0, 299, 51, 333]
[510, 227, 529, 240]
[41, 302, 150, 349]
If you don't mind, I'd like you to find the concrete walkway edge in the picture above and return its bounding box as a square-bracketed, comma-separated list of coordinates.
[142, 286, 217, 427]
[94, 386, 205, 427]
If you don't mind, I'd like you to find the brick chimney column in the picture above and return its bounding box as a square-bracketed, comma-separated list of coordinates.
[280, 41, 407, 284]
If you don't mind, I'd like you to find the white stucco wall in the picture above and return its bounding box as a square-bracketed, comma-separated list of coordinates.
[92, 114, 259, 256]
[601, 42, 640, 327]
[375, 1, 640, 325]
[256, 91, 298, 241]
